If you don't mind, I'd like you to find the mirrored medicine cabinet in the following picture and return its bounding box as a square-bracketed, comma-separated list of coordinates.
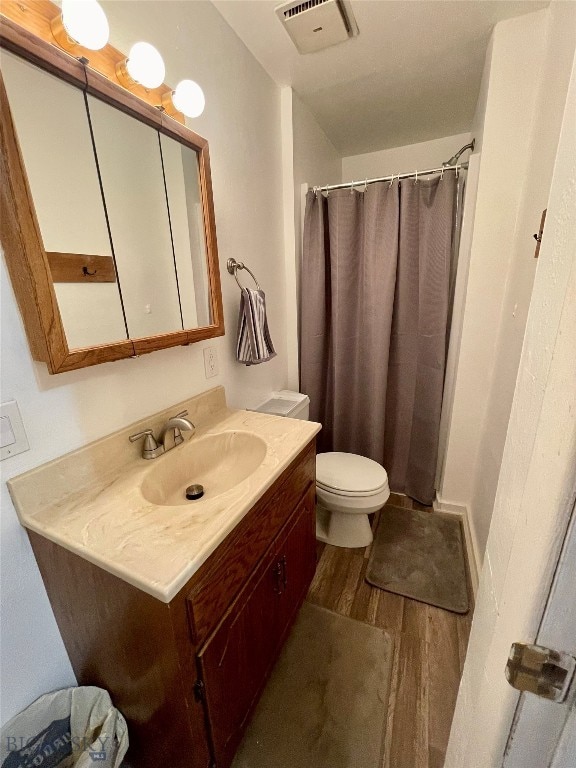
[0, 15, 224, 374]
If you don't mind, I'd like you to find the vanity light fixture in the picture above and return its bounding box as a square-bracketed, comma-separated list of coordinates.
[116, 42, 166, 90]
[51, 0, 110, 52]
[162, 79, 206, 118]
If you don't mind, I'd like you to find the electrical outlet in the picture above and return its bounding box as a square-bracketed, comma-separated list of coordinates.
[204, 347, 219, 379]
[1, 400, 30, 460]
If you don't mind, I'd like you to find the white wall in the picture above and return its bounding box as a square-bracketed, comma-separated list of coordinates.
[469, 1, 576, 556]
[292, 92, 341, 194]
[282, 89, 341, 389]
[1, 0, 287, 725]
[434, 153, 481, 525]
[437, 3, 576, 562]
[341, 132, 472, 181]
[470, 33, 493, 155]
[445, 44, 576, 766]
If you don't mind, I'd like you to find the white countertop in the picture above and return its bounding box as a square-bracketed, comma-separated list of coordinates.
[8, 387, 320, 602]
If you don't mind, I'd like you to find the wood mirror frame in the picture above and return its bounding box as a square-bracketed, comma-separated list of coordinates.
[0, 12, 224, 374]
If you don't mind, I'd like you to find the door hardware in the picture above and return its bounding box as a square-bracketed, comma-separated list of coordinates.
[505, 642, 576, 702]
[193, 678, 205, 702]
[273, 560, 284, 595]
[533, 209, 547, 258]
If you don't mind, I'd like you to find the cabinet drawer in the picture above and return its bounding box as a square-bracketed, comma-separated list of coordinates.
[186, 440, 315, 644]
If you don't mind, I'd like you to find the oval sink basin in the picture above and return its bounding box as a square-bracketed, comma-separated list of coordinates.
[140, 431, 267, 507]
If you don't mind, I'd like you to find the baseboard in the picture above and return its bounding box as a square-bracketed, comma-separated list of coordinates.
[433, 496, 480, 600]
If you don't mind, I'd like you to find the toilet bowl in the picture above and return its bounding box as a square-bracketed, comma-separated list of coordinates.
[253, 391, 390, 549]
[315, 452, 390, 548]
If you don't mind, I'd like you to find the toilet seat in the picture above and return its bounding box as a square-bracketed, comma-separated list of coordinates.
[316, 479, 388, 498]
[316, 452, 388, 496]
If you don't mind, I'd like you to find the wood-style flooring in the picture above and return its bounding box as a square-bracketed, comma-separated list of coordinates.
[305, 493, 473, 768]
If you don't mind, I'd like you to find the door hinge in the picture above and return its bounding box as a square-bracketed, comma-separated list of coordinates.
[193, 678, 205, 702]
[533, 208, 547, 258]
[505, 642, 576, 703]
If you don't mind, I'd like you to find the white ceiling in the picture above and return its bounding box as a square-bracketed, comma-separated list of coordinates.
[212, 0, 549, 155]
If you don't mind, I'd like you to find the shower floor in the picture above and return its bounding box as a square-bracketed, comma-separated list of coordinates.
[306, 493, 474, 768]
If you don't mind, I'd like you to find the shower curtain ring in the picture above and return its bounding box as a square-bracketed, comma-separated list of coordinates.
[440, 167, 444, 181]
[350, 180, 355, 194]
[389, 174, 394, 188]
[363, 178, 368, 192]
[414, 170, 418, 184]
[455, 164, 460, 178]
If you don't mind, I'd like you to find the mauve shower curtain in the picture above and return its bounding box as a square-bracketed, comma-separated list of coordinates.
[300, 174, 457, 505]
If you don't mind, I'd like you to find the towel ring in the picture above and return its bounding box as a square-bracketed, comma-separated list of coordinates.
[227, 258, 261, 290]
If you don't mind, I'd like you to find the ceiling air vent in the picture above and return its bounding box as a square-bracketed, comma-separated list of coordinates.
[275, 0, 359, 55]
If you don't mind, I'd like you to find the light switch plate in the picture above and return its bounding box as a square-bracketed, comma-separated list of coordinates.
[203, 347, 219, 379]
[1, 400, 30, 460]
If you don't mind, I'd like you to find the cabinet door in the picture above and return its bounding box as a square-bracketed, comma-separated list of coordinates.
[197, 489, 315, 767]
[276, 487, 317, 638]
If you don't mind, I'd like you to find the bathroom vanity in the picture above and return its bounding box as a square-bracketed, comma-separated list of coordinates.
[9, 387, 320, 768]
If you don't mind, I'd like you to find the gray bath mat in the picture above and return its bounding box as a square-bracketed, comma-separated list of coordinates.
[232, 602, 393, 768]
[366, 505, 469, 613]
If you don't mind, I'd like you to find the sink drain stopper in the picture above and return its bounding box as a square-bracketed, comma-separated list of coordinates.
[186, 484, 204, 500]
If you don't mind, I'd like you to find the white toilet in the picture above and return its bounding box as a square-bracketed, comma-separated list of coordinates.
[254, 391, 390, 548]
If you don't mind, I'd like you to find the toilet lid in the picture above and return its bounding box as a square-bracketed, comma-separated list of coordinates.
[316, 452, 388, 494]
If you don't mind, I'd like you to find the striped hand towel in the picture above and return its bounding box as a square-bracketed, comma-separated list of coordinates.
[236, 287, 276, 365]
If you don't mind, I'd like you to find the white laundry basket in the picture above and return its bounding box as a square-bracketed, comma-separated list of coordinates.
[0, 686, 128, 768]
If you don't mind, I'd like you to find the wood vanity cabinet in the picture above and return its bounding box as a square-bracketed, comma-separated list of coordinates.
[28, 439, 316, 768]
[199, 501, 315, 767]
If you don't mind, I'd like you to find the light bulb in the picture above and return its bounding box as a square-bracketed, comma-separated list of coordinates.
[58, 0, 109, 51]
[122, 42, 166, 89]
[172, 79, 205, 118]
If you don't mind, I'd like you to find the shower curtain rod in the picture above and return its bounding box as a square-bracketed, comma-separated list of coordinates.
[313, 139, 475, 194]
[312, 162, 468, 195]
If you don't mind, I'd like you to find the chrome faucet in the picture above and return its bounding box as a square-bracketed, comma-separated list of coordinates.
[160, 413, 195, 452]
[129, 410, 195, 459]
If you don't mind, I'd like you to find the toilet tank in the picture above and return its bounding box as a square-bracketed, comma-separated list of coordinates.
[253, 390, 310, 420]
